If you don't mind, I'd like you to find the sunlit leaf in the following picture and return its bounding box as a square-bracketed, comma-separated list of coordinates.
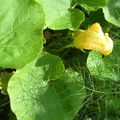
[36, 0, 85, 30]
[0, 0, 45, 68]
[75, 0, 107, 11]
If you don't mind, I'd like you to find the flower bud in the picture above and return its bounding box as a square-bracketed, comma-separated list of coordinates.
[73, 23, 113, 55]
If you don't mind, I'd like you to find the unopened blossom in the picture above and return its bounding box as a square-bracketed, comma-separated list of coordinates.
[73, 23, 113, 55]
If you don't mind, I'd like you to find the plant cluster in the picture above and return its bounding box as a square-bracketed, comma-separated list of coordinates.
[0, 0, 120, 120]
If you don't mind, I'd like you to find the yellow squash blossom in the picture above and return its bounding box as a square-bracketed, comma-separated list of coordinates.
[73, 23, 113, 55]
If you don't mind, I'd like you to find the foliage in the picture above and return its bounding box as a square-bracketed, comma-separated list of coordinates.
[0, 0, 120, 120]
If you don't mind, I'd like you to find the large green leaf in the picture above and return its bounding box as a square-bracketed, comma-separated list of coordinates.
[76, 0, 107, 11]
[103, 0, 120, 27]
[36, 0, 85, 30]
[0, 0, 45, 69]
[87, 40, 120, 80]
[8, 52, 85, 120]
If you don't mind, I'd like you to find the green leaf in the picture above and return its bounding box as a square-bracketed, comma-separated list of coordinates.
[8, 52, 85, 120]
[87, 51, 111, 79]
[87, 40, 120, 80]
[103, 0, 120, 27]
[0, 0, 45, 69]
[76, 0, 107, 11]
[36, 0, 85, 30]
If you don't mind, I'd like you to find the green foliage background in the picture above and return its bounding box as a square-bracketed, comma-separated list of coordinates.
[0, 0, 120, 120]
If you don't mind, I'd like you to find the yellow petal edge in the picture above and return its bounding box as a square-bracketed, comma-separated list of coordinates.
[73, 23, 113, 55]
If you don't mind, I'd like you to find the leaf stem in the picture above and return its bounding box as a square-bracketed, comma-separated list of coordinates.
[52, 43, 74, 52]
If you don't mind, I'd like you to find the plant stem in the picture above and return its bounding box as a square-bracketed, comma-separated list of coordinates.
[52, 43, 74, 52]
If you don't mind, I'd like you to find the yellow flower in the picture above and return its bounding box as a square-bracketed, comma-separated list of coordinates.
[73, 23, 113, 55]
